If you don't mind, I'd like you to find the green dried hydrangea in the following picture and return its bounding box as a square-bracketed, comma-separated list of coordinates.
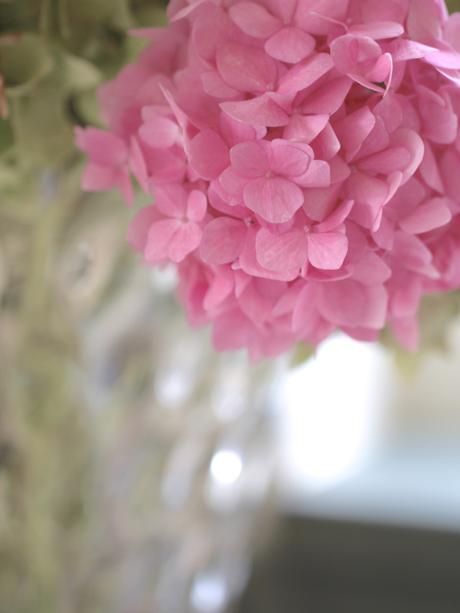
[0, 3, 166, 613]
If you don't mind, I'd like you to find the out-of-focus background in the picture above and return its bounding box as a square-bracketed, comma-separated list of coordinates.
[1, 1, 460, 613]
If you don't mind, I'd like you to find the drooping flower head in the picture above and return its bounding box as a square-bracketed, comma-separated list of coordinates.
[77, 0, 460, 359]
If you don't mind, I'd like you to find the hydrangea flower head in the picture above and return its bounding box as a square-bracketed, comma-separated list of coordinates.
[77, 0, 460, 359]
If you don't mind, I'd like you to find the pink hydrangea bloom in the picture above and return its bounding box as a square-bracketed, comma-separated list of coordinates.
[77, 0, 460, 359]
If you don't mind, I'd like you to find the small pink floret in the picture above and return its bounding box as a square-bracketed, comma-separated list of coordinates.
[77, 0, 460, 359]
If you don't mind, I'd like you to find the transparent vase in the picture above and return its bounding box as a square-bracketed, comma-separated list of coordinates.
[0, 167, 280, 613]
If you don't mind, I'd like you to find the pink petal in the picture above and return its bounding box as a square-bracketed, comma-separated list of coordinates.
[243, 177, 304, 223]
[212, 308, 252, 352]
[348, 172, 389, 208]
[358, 147, 412, 174]
[216, 42, 278, 93]
[154, 184, 187, 217]
[296, 160, 331, 188]
[391, 277, 422, 318]
[399, 197, 452, 234]
[220, 95, 290, 127]
[230, 141, 270, 179]
[265, 27, 315, 63]
[319, 281, 388, 329]
[81, 163, 118, 192]
[229, 2, 280, 38]
[219, 112, 266, 146]
[200, 217, 247, 265]
[361, 0, 408, 23]
[270, 139, 311, 177]
[267, 0, 298, 23]
[307, 231, 348, 270]
[316, 199, 354, 231]
[139, 117, 180, 148]
[390, 129, 425, 184]
[334, 107, 376, 161]
[355, 117, 390, 160]
[330, 35, 381, 76]
[130, 137, 149, 192]
[349, 21, 404, 40]
[204, 273, 234, 312]
[390, 317, 419, 351]
[295, 0, 349, 35]
[218, 167, 247, 202]
[127, 205, 159, 252]
[283, 114, 329, 143]
[146, 148, 186, 185]
[187, 190, 207, 222]
[301, 76, 352, 114]
[201, 71, 241, 99]
[445, 13, 460, 53]
[76, 127, 126, 166]
[311, 124, 340, 160]
[145, 219, 181, 263]
[440, 149, 460, 201]
[388, 39, 435, 62]
[292, 284, 320, 338]
[239, 229, 298, 281]
[392, 232, 435, 276]
[189, 129, 229, 180]
[255, 228, 307, 272]
[407, 0, 444, 41]
[351, 252, 392, 285]
[168, 222, 202, 263]
[419, 142, 445, 193]
[419, 89, 458, 145]
[425, 49, 460, 70]
[278, 53, 334, 95]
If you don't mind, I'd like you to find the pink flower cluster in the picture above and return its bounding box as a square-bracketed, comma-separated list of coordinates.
[77, 0, 460, 359]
